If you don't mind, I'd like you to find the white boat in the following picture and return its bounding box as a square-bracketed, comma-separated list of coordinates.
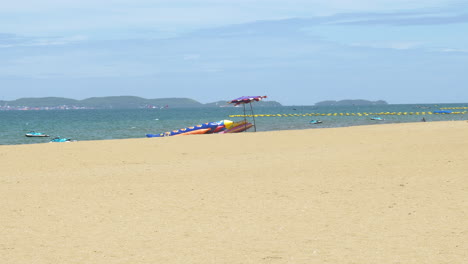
[25, 131, 50, 137]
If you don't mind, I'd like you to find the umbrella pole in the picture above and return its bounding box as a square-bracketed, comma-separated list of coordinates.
[243, 104, 247, 132]
[250, 102, 256, 132]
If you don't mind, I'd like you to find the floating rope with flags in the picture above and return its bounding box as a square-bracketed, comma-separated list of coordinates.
[229, 111, 467, 118]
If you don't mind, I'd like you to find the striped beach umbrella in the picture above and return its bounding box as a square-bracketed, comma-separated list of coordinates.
[228, 96, 267, 132]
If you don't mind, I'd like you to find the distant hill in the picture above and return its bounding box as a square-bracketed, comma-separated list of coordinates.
[80, 96, 149, 108]
[1, 96, 281, 109]
[9, 97, 80, 107]
[146, 98, 203, 108]
[78, 96, 203, 108]
[315, 99, 388, 106]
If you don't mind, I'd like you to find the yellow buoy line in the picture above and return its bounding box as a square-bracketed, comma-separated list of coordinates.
[229, 111, 468, 118]
[440, 107, 468, 110]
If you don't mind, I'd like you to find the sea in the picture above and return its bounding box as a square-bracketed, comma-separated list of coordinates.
[1, 103, 467, 146]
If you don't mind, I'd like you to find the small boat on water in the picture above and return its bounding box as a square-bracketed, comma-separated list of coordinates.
[25, 131, 49, 137]
[309, 120, 322, 124]
[370, 117, 384, 121]
[50, 137, 73, 142]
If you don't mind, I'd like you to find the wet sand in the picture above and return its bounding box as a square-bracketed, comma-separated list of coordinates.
[1, 121, 467, 263]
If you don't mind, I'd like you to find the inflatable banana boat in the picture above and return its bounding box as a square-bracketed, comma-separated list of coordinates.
[146, 120, 234, 138]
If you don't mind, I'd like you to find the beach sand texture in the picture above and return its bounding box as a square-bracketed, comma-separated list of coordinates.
[1, 121, 467, 264]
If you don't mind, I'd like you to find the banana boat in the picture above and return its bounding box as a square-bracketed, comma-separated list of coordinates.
[146, 120, 234, 137]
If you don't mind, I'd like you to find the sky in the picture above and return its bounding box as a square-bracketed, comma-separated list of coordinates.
[1, 0, 467, 105]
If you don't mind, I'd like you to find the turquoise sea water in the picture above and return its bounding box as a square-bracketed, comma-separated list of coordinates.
[1, 103, 467, 145]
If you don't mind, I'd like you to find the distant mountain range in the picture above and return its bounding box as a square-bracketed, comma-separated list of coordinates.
[314, 99, 388, 106]
[0, 96, 390, 109]
[0, 96, 283, 109]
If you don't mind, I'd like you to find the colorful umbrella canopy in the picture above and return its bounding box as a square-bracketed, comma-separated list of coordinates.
[228, 96, 267, 106]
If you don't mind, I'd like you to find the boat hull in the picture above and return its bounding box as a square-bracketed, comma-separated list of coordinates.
[25, 134, 49, 137]
[146, 122, 220, 138]
[174, 128, 211, 136]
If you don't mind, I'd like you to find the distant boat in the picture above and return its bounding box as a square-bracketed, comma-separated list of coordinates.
[25, 131, 49, 137]
[370, 117, 384, 121]
[415, 105, 431, 109]
[309, 120, 322, 124]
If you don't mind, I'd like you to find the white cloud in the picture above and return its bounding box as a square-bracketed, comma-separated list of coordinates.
[0, 0, 461, 11]
[351, 41, 424, 50]
[0, 0, 464, 36]
[0, 35, 88, 48]
[30, 35, 88, 46]
[183, 54, 201, 60]
[0, 52, 160, 79]
[438, 48, 468, 53]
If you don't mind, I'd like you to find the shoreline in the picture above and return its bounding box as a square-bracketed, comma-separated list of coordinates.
[2, 121, 467, 263]
[3, 119, 467, 147]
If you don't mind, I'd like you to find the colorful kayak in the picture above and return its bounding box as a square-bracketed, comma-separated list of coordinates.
[219, 120, 253, 133]
[174, 128, 211, 136]
[223, 123, 253, 133]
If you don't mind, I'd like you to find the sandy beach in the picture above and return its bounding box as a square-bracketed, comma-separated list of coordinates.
[1, 121, 467, 264]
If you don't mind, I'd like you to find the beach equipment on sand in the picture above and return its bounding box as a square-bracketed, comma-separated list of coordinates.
[146, 120, 234, 137]
[218, 120, 253, 133]
[146, 119, 254, 137]
[174, 128, 211, 136]
[228, 96, 267, 132]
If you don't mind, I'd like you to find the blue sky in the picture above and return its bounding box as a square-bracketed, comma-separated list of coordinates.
[1, 0, 467, 105]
